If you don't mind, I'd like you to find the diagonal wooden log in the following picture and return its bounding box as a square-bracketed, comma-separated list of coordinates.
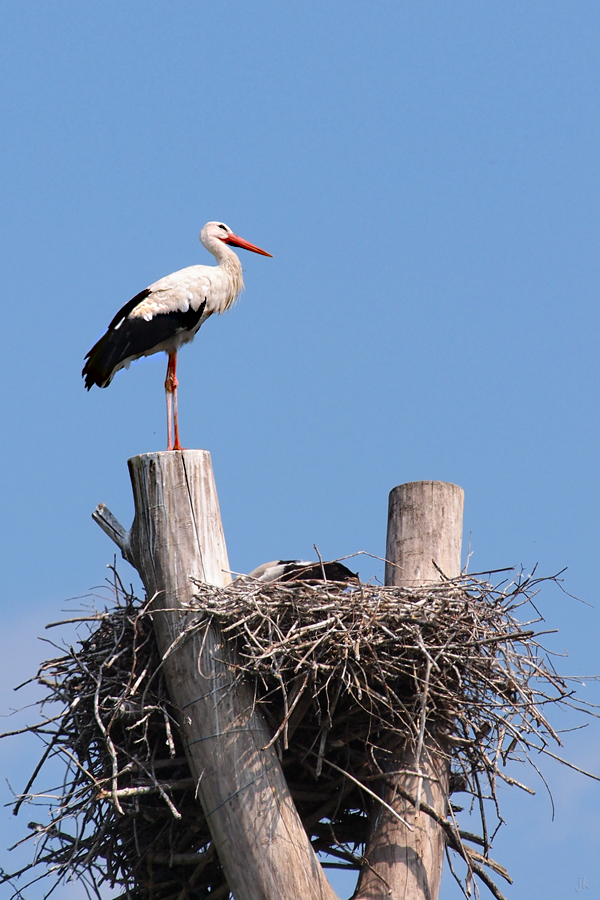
[93, 450, 337, 900]
[355, 480, 464, 900]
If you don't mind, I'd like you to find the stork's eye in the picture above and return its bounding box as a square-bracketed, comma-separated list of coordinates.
[219, 224, 227, 231]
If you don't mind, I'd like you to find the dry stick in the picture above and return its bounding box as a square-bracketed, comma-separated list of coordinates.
[97, 780, 194, 799]
[0, 714, 65, 739]
[45, 616, 108, 629]
[314, 544, 328, 583]
[445, 845, 471, 900]
[320, 758, 413, 829]
[533, 746, 600, 781]
[393, 782, 511, 888]
[262, 672, 309, 750]
[12, 734, 61, 817]
[414, 656, 433, 815]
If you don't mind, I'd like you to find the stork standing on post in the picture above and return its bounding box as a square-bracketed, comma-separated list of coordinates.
[82, 222, 272, 450]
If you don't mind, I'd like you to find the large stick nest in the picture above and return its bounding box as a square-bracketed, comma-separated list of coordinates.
[1, 566, 596, 900]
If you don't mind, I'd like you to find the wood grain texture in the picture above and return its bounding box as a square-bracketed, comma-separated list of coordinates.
[95, 450, 337, 900]
[385, 481, 464, 586]
[355, 480, 464, 900]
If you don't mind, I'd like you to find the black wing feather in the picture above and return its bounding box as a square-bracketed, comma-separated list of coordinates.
[107, 288, 152, 330]
[83, 292, 207, 389]
[277, 561, 358, 582]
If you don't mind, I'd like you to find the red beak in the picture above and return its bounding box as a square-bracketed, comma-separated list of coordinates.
[223, 233, 273, 257]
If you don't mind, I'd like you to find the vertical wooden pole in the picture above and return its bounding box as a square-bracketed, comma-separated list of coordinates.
[94, 451, 336, 900]
[385, 481, 464, 587]
[355, 481, 464, 900]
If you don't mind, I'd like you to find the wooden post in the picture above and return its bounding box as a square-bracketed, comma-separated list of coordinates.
[355, 481, 464, 900]
[94, 451, 336, 900]
[385, 481, 464, 586]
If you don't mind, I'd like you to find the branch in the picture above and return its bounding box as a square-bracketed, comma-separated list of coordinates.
[91, 504, 135, 566]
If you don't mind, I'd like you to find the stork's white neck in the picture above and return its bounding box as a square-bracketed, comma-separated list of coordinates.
[202, 234, 244, 308]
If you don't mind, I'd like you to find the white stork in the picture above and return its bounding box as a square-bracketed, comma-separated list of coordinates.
[83, 221, 272, 450]
[243, 560, 359, 583]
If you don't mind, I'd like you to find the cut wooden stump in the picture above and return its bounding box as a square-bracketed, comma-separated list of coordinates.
[94, 450, 336, 900]
[356, 480, 464, 900]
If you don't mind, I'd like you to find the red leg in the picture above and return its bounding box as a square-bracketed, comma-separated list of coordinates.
[173, 377, 182, 450]
[165, 352, 180, 451]
[166, 389, 173, 450]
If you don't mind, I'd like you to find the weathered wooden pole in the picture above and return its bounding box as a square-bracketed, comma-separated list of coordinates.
[94, 451, 336, 900]
[355, 480, 464, 900]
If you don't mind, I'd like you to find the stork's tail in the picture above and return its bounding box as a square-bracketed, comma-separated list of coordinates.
[82, 333, 117, 389]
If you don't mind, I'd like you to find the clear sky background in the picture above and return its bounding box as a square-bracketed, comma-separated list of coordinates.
[1, 2, 599, 898]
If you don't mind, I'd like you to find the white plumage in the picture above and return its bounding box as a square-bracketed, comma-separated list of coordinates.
[83, 221, 272, 449]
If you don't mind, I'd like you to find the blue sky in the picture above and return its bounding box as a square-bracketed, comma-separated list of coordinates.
[1, 3, 599, 898]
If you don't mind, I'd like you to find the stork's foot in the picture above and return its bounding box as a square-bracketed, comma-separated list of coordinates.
[172, 421, 184, 450]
